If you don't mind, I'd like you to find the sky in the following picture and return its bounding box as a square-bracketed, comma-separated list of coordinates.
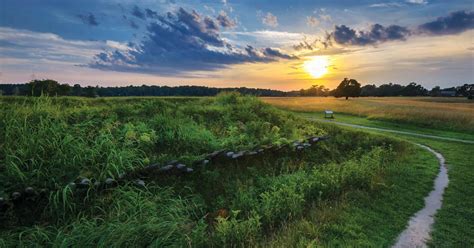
[0, 0, 473, 90]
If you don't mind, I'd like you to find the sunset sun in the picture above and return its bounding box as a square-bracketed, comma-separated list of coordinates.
[304, 56, 329, 79]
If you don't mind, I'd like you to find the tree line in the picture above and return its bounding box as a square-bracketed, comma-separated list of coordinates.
[294, 79, 473, 99]
[0, 79, 472, 99]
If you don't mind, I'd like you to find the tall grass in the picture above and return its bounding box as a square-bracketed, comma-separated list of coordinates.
[262, 97, 474, 132]
[1, 94, 410, 246]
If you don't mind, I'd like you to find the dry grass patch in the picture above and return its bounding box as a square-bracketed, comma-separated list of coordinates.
[262, 97, 474, 132]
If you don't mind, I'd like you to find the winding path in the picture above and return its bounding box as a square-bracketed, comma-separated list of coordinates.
[306, 117, 462, 247]
[392, 144, 448, 248]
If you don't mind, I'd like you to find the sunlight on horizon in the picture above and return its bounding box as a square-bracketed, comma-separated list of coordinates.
[303, 56, 329, 79]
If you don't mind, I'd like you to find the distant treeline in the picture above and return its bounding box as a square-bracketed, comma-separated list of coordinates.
[0, 79, 472, 98]
[0, 80, 287, 97]
[298, 82, 473, 98]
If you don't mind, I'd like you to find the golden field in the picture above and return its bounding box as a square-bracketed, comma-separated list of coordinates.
[262, 97, 474, 132]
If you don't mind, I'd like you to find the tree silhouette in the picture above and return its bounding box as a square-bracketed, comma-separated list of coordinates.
[334, 78, 361, 100]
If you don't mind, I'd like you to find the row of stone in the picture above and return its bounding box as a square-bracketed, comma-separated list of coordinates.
[0, 136, 327, 213]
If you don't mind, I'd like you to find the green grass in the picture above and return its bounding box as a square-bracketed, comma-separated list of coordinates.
[1, 95, 437, 247]
[298, 112, 474, 141]
[5, 95, 466, 247]
[261, 131, 439, 247]
[296, 112, 474, 247]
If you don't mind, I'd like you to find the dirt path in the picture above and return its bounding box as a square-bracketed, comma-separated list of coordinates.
[307, 118, 454, 247]
[392, 144, 449, 248]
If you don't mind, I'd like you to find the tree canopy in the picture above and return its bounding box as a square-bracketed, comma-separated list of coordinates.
[334, 78, 361, 99]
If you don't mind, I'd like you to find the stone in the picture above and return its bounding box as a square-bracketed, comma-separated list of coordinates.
[76, 178, 91, 189]
[39, 188, 48, 195]
[159, 164, 174, 172]
[0, 197, 7, 211]
[176, 163, 187, 171]
[226, 151, 234, 158]
[24, 187, 35, 196]
[135, 179, 146, 187]
[232, 154, 241, 159]
[166, 160, 178, 165]
[296, 145, 305, 151]
[232, 151, 244, 159]
[257, 148, 264, 153]
[11, 192, 21, 201]
[206, 150, 223, 159]
[303, 142, 311, 147]
[145, 164, 160, 171]
[202, 159, 210, 165]
[105, 178, 116, 186]
[185, 168, 194, 173]
[247, 151, 258, 156]
[80, 178, 91, 186]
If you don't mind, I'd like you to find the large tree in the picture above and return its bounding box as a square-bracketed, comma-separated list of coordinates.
[334, 78, 361, 100]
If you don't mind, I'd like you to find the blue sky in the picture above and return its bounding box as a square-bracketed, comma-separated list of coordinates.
[0, 0, 472, 89]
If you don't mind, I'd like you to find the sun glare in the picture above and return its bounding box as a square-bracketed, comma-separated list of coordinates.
[303, 56, 329, 79]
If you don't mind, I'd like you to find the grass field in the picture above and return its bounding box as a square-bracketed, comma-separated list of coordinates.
[262, 97, 474, 133]
[284, 111, 474, 247]
[0, 94, 447, 247]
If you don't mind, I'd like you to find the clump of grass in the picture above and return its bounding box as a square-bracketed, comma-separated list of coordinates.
[2, 186, 208, 247]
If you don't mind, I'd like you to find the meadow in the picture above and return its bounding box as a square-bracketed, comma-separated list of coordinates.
[264, 97, 474, 247]
[262, 97, 474, 133]
[0, 94, 441, 247]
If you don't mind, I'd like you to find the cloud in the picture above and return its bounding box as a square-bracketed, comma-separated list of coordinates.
[0, 27, 107, 64]
[90, 8, 295, 75]
[76, 13, 99, 26]
[319, 13, 332, 22]
[418, 10, 474, 35]
[263, 47, 297, 59]
[306, 16, 319, 27]
[216, 11, 237, 28]
[369, 2, 404, 8]
[226, 30, 309, 48]
[145, 8, 158, 19]
[406, 0, 427, 4]
[129, 20, 139, 29]
[262, 12, 278, 27]
[293, 38, 329, 51]
[331, 24, 411, 46]
[294, 9, 473, 53]
[131, 5, 145, 20]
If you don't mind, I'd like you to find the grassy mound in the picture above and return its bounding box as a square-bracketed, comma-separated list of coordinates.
[0, 94, 434, 247]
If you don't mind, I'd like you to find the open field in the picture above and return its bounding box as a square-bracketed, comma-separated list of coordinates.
[0, 95, 443, 247]
[262, 97, 474, 133]
[264, 97, 474, 246]
[298, 113, 474, 247]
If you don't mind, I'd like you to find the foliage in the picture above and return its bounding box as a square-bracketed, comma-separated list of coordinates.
[0, 95, 416, 247]
[334, 78, 361, 99]
[1, 80, 471, 98]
